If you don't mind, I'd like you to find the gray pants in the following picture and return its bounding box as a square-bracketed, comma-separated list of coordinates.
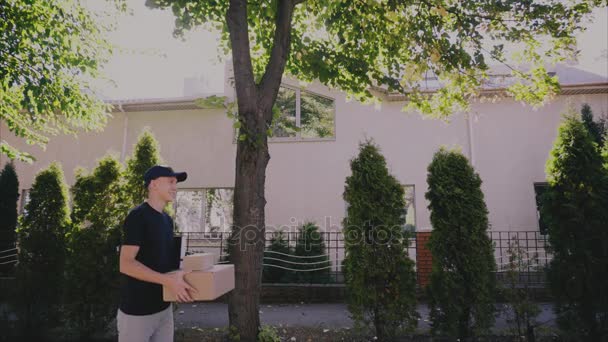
[117, 305, 174, 342]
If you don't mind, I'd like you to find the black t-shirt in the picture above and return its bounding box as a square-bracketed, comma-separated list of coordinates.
[119, 202, 176, 315]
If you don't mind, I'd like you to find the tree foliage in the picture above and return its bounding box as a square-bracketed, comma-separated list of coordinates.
[0, 162, 19, 274]
[343, 141, 418, 340]
[64, 155, 127, 339]
[541, 114, 608, 340]
[0, 0, 121, 162]
[293, 222, 330, 283]
[501, 237, 541, 341]
[581, 103, 606, 147]
[124, 129, 162, 208]
[262, 231, 292, 283]
[603, 135, 608, 170]
[149, 0, 601, 118]
[14, 163, 70, 337]
[144, 0, 604, 339]
[425, 148, 496, 338]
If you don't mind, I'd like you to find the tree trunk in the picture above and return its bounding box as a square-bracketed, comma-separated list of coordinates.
[374, 304, 389, 342]
[526, 321, 536, 342]
[228, 130, 270, 341]
[225, 0, 297, 340]
[459, 306, 471, 340]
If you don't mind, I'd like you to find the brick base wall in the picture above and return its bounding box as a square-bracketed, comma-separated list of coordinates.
[416, 232, 432, 288]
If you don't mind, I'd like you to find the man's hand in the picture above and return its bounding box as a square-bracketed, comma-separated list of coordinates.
[163, 270, 197, 303]
[120, 246, 197, 302]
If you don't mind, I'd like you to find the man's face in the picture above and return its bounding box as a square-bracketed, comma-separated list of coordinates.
[150, 176, 178, 202]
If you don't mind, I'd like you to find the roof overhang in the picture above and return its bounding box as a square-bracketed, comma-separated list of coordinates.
[106, 83, 607, 112]
[109, 95, 218, 112]
[372, 82, 608, 102]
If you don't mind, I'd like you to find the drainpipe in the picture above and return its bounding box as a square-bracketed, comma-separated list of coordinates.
[466, 112, 475, 167]
[119, 104, 128, 163]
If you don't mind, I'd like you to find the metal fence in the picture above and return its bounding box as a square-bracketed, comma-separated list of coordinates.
[491, 230, 552, 287]
[182, 231, 362, 283]
[0, 229, 552, 284]
[0, 231, 18, 277]
[181, 230, 552, 286]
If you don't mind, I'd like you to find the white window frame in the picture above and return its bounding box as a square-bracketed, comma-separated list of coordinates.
[202, 187, 234, 234]
[174, 187, 234, 233]
[402, 184, 417, 231]
[270, 84, 336, 143]
[230, 84, 336, 144]
[174, 188, 206, 233]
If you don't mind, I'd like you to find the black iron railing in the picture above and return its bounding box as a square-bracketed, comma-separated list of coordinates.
[180, 230, 551, 286]
[491, 230, 552, 287]
[0, 231, 18, 277]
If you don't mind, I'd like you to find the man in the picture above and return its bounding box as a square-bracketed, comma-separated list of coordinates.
[117, 165, 197, 342]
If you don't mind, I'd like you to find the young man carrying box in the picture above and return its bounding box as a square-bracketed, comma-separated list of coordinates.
[117, 165, 196, 342]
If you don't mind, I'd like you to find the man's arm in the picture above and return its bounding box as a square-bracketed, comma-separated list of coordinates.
[119, 245, 196, 302]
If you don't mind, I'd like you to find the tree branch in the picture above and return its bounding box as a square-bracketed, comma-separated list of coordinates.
[416, 0, 518, 27]
[227, 0, 257, 115]
[258, 0, 297, 119]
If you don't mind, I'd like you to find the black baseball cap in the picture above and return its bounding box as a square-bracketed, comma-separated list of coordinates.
[144, 165, 187, 188]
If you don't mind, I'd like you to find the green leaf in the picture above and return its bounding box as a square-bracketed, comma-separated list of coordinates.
[1, 0, 121, 161]
[195, 95, 227, 109]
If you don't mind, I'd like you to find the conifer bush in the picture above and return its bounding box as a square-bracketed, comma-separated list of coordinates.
[425, 147, 496, 339]
[125, 129, 162, 208]
[542, 114, 608, 340]
[262, 231, 292, 283]
[293, 222, 331, 283]
[343, 141, 418, 340]
[14, 163, 70, 337]
[0, 162, 19, 274]
[64, 155, 127, 339]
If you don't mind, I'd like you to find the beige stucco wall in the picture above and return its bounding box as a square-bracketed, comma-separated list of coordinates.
[1, 111, 126, 193]
[264, 83, 608, 233]
[1, 107, 234, 206]
[472, 94, 608, 231]
[2, 83, 607, 234]
[123, 108, 235, 189]
[265, 81, 471, 233]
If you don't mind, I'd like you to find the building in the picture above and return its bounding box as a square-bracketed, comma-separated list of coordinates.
[2, 65, 607, 240]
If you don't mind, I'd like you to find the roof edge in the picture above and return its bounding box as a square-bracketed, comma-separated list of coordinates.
[108, 83, 608, 112]
[109, 94, 224, 113]
[376, 82, 608, 102]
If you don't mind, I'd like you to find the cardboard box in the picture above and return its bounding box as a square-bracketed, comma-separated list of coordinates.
[163, 264, 235, 301]
[181, 253, 216, 271]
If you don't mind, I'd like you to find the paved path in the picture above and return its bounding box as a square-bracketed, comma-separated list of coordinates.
[174, 303, 557, 333]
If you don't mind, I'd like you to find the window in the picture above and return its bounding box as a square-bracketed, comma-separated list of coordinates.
[271, 87, 297, 138]
[270, 85, 335, 140]
[174, 188, 234, 233]
[174, 189, 204, 232]
[534, 183, 549, 235]
[403, 185, 416, 232]
[205, 188, 233, 233]
[300, 90, 335, 139]
[344, 185, 416, 232]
